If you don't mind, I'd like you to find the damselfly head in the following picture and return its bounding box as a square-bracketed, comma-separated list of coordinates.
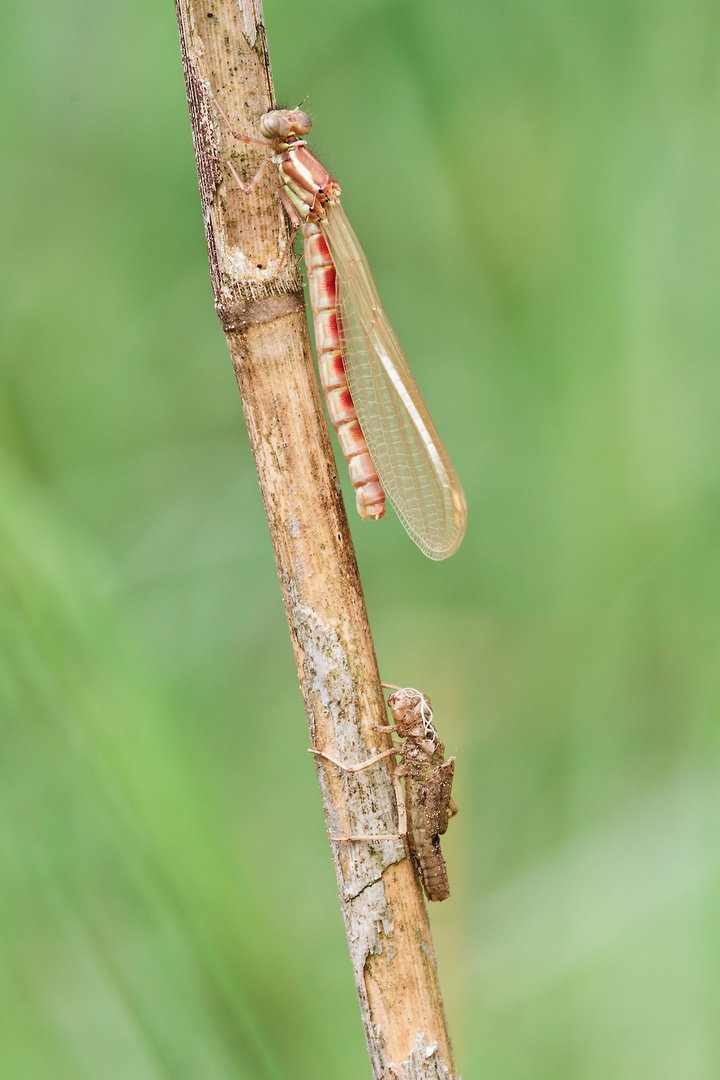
[260, 109, 312, 141]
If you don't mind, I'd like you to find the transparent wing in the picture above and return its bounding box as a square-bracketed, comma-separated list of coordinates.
[321, 202, 467, 559]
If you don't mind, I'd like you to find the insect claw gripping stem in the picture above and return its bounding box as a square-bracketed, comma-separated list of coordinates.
[219, 155, 301, 279]
[209, 90, 268, 147]
[222, 155, 274, 198]
[308, 746, 398, 774]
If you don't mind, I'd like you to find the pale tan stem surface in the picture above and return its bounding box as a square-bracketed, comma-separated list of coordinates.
[174, 2, 459, 1076]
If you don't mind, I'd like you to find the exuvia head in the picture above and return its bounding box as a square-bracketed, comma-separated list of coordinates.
[259, 109, 312, 141]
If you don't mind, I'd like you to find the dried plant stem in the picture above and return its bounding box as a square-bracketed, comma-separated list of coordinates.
[174, 2, 459, 1076]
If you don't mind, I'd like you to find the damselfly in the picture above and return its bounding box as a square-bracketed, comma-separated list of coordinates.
[214, 102, 467, 560]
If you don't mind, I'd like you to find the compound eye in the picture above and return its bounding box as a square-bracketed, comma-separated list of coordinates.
[259, 110, 285, 139]
[288, 110, 312, 137]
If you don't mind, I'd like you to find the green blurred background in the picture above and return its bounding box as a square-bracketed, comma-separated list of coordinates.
[2, 0, 720, 1076]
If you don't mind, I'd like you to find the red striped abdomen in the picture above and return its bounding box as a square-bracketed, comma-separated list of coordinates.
[303, 222, 385, 521]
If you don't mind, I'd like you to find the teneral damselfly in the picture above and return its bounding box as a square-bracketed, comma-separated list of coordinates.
[215, 103, 467, 560]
